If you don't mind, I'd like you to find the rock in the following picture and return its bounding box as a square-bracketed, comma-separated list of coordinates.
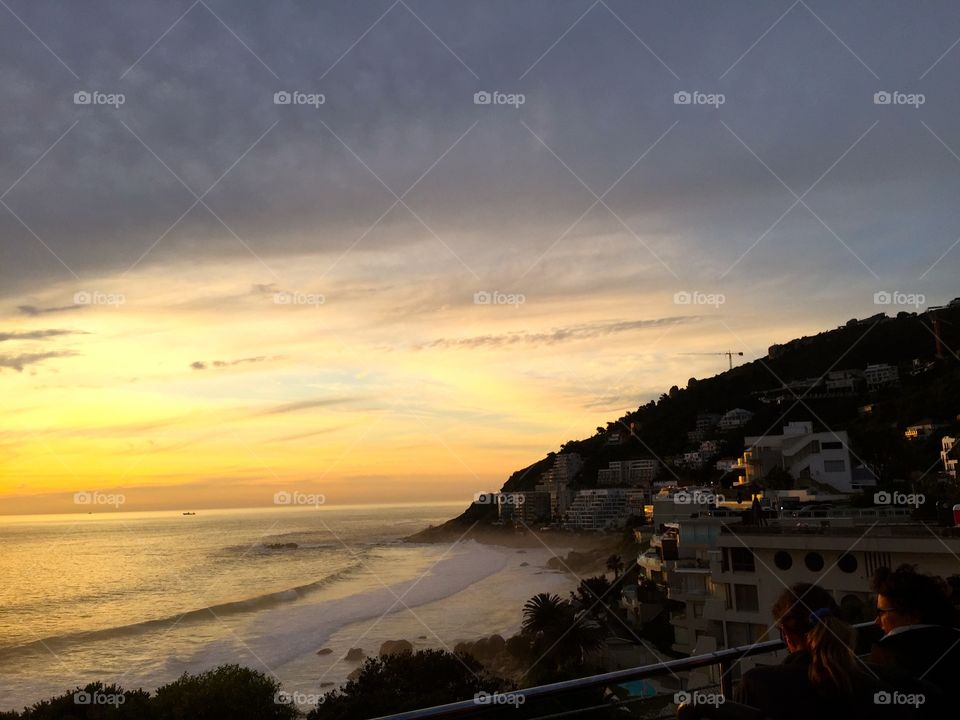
[316, 647, 333, 656]
[417, 635, 427, 639]
[379, 639, 413, 657]
[347, 667, 362, 681]
[454, 641, 472, 656]
[520, 562, 529, 567]
[516, 550, 526, 553]
[320, 681, 335, 688]
[344, 647, 365, 661]
[487, 634, 506, 655]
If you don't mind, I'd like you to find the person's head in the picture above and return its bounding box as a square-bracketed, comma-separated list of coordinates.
[772, 584, 861, 695]
[871, 565, 953, 633]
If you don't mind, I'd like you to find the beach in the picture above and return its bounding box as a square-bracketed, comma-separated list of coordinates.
[0, 505, 582, 713]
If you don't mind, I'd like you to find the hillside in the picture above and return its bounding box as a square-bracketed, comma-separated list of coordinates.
[408, 301, 960, 540]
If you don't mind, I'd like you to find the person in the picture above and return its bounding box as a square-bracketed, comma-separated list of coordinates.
[734, 583, 880, 720]
[870, 564, 960, 694]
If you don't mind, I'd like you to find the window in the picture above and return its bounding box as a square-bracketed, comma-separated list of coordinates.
[824, 459, 846, 472]
[730, 547, 755, 572]
[734, 584, 759, 613]
[838, 553, 857, 573]
[805, 552, 825, 571]
[774, 550, 793, 570]
[694, 603, 704, 618]
[822, 441, 843, 450]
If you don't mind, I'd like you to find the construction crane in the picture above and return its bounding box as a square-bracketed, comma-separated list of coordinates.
[680, 351, 744, 371]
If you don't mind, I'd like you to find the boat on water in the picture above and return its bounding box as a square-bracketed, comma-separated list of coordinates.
[182, 511, 196, 516]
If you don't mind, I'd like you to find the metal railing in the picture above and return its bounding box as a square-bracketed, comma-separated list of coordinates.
[373, 622, 881, 720]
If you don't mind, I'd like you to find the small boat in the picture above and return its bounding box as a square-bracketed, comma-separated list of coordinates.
[182, 512, 196, 516]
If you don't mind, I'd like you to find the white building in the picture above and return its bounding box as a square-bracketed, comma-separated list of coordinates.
[597, 458, 659, 486]
[865, 363, 899, 389]
[825, 369, 865, 394]
[739, 421, 855, 492]
[719, 408, 754, 430]
[563, 488, 645, 530]
[943, 436, 958, 479]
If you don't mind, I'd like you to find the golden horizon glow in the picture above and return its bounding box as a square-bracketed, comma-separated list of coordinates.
[1, 249, 846, 515]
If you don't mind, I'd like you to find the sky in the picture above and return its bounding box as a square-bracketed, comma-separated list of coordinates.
[1, 0, 958, 515]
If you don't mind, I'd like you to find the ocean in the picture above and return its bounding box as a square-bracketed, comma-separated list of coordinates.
[0, 504, 577, 712]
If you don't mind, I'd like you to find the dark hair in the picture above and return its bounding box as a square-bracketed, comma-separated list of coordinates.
[871, 565, 954, 625]
[772, 583, 862, 696]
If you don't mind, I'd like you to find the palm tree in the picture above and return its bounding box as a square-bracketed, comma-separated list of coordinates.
[606, 554, 624, 579]
[522, 593, 567, 635]
[521, 593, 607, 670]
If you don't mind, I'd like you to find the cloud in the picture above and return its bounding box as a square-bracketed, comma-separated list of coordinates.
[0, 351, 76, 372]
[419, 316, 699, 350]
[255, 398, 358, 416]
[0, 329, 77, 342]
[190, 356, 274, 370]
[17, 304, 82, 316]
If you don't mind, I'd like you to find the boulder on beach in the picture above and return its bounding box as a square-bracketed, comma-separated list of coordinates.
[345, 647, 365, 661]
[520, 562, 529, 567]
[379, 639, 413, 657]
[316, 647, 333, 656]
[347, 667, 363, 681]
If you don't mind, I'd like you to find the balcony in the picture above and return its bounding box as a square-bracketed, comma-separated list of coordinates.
[375, 622, 882, 719]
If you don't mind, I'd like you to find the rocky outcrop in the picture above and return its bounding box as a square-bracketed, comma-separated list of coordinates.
[379, 639, 413, 657]
[344, 647, 365, 661]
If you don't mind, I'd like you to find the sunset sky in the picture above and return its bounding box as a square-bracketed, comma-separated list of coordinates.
[2, 1, 958, 514]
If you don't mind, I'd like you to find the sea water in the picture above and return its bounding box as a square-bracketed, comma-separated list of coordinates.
[0, 504, 575, 712]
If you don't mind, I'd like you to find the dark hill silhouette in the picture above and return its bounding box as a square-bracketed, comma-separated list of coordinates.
[409, 301, 960, 540]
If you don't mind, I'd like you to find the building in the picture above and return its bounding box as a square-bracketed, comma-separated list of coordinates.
[497, 491, 552, 525]
[943, 436, 958, 479]
[562, 488, 645, 530]
[719, 408, 754, 430]
[904, 422, 938, 440]
[696, 413, 722, 431]
[597, 458, 659, 486]
[865, 363, 899, 389]
[534, 453, 583, 519]
[738, 421, 855, 492]
[825, 369, 865, 394]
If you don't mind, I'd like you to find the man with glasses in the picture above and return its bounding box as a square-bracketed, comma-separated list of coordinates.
[870, 565, 960, 694]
